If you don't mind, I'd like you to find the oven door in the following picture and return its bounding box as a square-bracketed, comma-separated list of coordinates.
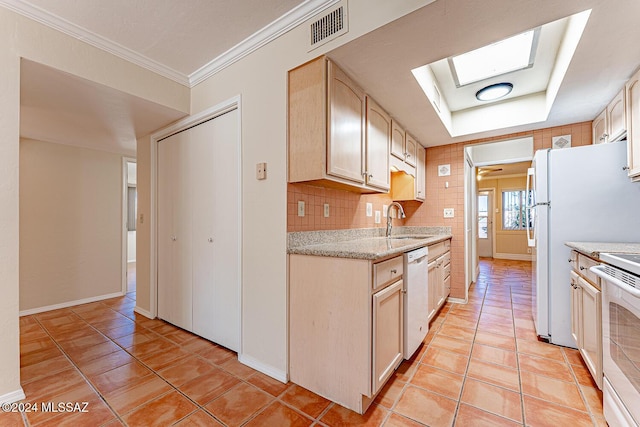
[596, 267, 640, 426]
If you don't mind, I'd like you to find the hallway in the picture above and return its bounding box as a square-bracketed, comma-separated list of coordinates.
[5, 259, 604, 426]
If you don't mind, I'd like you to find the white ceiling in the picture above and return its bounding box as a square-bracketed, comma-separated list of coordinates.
[12, 0, 640, 155]
[328, 0, 640, 147]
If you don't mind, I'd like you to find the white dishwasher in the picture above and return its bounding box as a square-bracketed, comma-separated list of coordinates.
[403, 246, 429, 358]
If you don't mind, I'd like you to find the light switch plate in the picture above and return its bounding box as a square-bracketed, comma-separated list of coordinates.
[374, 211, 381, 224]
[298, 201, 305, 217]
[444, 208, 454, 218]
[323, 203, 330, 218]
[366, 203, 373, 217]
[382, 205, 388, 217]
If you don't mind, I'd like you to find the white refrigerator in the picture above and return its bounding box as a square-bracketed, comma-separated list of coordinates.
[527, 140, 640, 347]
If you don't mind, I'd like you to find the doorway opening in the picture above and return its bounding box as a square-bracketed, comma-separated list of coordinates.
[123, 158, 137, 297]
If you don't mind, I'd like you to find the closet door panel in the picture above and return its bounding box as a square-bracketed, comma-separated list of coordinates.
[191, 110, 240, 351]
[157, 137, 175, 325]
[157, 132, 192, 331]
[174, 131, 193, 330]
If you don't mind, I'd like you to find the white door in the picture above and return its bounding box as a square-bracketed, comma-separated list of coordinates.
[191, 110, 240, 351]
[477, 191, 493, 257]
[157, 109, 240, 351]
[158, 131, 193, 331]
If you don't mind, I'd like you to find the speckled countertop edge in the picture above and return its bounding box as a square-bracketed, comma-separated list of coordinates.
[565, 242, 640, 259]
[288, 226, 452, 260]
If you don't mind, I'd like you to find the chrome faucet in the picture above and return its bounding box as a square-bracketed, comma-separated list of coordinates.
[386, 202, 406, 237]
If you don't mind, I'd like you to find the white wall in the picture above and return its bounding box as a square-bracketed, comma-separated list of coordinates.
[128, 231, 137, 263]
[185, 0, 433, 379]
[20, 139, 123, 311]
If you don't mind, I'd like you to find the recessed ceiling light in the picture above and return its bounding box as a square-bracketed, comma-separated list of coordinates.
[476, 82, 513, 101]
[450, 29, 538, 86]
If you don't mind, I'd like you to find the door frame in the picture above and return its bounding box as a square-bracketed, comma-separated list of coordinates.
[477, 188, 496, 258]
[122, 157, 136, 296]
[149, 95, 243, 353]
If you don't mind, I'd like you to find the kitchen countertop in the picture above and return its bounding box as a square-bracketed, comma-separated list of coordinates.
[565, 242, 640, 259]
[288, 226, 452, 260]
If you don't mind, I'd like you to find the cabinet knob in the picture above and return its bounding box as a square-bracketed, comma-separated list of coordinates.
[171, 236, 177, 241]
[623, 166, 630, 171]
[580, 266, 585, 271]
[568, 258, 573, 263]
[208, 237, 214, 243]
[390, 269, 397, 274]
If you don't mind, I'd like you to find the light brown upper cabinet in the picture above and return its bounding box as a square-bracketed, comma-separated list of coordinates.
[626, 68, 640, 181]
[288, 56, 390, 192]
[391, 120, 416, 167]
[593, 89, 627, 144]
[365, 96, 391, 191]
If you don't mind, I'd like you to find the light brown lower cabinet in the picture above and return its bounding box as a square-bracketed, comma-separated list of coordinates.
[570, 251, 603, 389]
[289, 253, 404, 414]
[427, 240, 451, 322]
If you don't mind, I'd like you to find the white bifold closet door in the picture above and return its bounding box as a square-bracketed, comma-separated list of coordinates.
[157, 109, 239, 352]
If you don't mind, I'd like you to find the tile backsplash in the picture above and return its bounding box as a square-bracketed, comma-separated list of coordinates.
[287, 183, 404, 232]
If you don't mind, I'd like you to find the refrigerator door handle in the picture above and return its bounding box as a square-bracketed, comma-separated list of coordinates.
[526, 167, 535, 247]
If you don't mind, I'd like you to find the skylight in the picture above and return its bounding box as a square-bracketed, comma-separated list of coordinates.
[450, 30, 538, 86]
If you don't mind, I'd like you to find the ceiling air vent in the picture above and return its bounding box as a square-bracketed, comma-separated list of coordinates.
[308, 1, 348, 51]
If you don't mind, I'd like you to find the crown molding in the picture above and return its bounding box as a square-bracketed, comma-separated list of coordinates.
[0, 0, 190, 86]
[1, 0, 338, 89]
[188, 0, 339, 87]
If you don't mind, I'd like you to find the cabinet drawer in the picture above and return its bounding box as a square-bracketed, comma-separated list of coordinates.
[578, 254, 600, 289]
[373, 256, 403, 291]
[442, 262, 451, 280]
[569, 250, 578, 271]
[442, 251, 451, 267]
[429, 240, 450, 261]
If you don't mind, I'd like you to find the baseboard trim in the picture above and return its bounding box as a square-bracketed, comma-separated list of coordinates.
[494, 253, 534, 261]
[19, 292, 125, 316]
[447, 297, 468, 304]
[0, 388, 26, 405]
[133, 306, 154, 319]
[238, 353, 288, 384]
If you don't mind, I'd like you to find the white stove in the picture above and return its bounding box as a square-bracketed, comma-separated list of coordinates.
[592, 252, 640, 427]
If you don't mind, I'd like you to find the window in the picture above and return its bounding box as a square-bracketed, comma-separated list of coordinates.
[127, 186, 137, 231]
[478, 194, 489, 239]
[502, 190, 532, 230]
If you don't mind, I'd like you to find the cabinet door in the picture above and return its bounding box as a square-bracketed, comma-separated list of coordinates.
[372, 279, 404, 393]
[607, 89, 626, 142]
[436, 255, 447, 308]
[592, 109, 607, 144]
[404, 134, 417, 167]
[365, 97, 391, 191]
[578, 277, 602, 389]
[391, 120, 405, 160]
[327, 61, 365, 184]
[570, 271, 581, 346]
[626, 71, 640, 180]
[427, 260, 437, 321]
[416, 146, 426, 201]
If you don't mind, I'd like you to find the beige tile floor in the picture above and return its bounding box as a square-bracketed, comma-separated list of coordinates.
[1, 259, 604, 426]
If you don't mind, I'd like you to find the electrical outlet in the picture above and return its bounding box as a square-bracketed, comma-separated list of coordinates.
[323, 203, 330, 218]
[527, 248, 532, 254]
[374, 210, 381, 224]
[298, 201, 305, 217]
[366, 203, 373, 217]
[256, 162, 267, 180]
[444, 208, 454, 218]
[382, 204, 388, 217]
